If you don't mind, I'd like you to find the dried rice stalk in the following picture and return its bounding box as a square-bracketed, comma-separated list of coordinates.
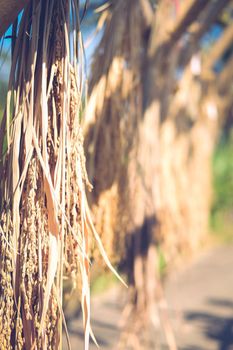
[84, 1, 178, 349]
[85, 0, 146, 264]
[0, 1, 122, 349]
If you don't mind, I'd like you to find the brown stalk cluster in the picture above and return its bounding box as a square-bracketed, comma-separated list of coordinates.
[85, 0, 145, 266]
[0, 0, 99, 349]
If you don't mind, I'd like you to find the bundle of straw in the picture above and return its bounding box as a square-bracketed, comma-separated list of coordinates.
[85, 0, 146, 265]
[0, 1, 121, 349]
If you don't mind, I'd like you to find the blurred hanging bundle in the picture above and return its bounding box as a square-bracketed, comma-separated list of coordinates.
[84, 0, 147, 265]
[0, 0, 116, 349]
[84, 0, 233, 348]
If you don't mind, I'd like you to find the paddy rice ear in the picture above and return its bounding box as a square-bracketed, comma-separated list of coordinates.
[0, 0, 124, 349]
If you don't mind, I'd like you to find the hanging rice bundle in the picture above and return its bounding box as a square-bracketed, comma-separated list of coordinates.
[84, 0, 148, 265]
[158, 67, 217, 265]
[85, 3, 178, 348]
[0, 1, 121, 349]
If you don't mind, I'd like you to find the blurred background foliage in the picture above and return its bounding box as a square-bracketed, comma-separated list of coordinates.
[211, 129, 233, 243]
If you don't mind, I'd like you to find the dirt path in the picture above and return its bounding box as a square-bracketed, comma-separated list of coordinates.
[63, 244, 233, 350]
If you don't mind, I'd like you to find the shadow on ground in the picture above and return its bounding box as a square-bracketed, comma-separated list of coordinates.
[183, 298, 233, 350]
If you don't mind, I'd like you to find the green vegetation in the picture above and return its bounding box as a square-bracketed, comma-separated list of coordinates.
[0, 80, 7, 115]
[91, 271, 119, 295]
[211, 131, 233, 243]
[158, 247, 167, 278]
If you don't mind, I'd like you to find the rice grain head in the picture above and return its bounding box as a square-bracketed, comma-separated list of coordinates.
[0, 0, 119, 349]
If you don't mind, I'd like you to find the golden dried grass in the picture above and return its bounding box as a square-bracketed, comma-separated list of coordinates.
[0, 1, 123, 349]
[84, 0, 147, 265]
